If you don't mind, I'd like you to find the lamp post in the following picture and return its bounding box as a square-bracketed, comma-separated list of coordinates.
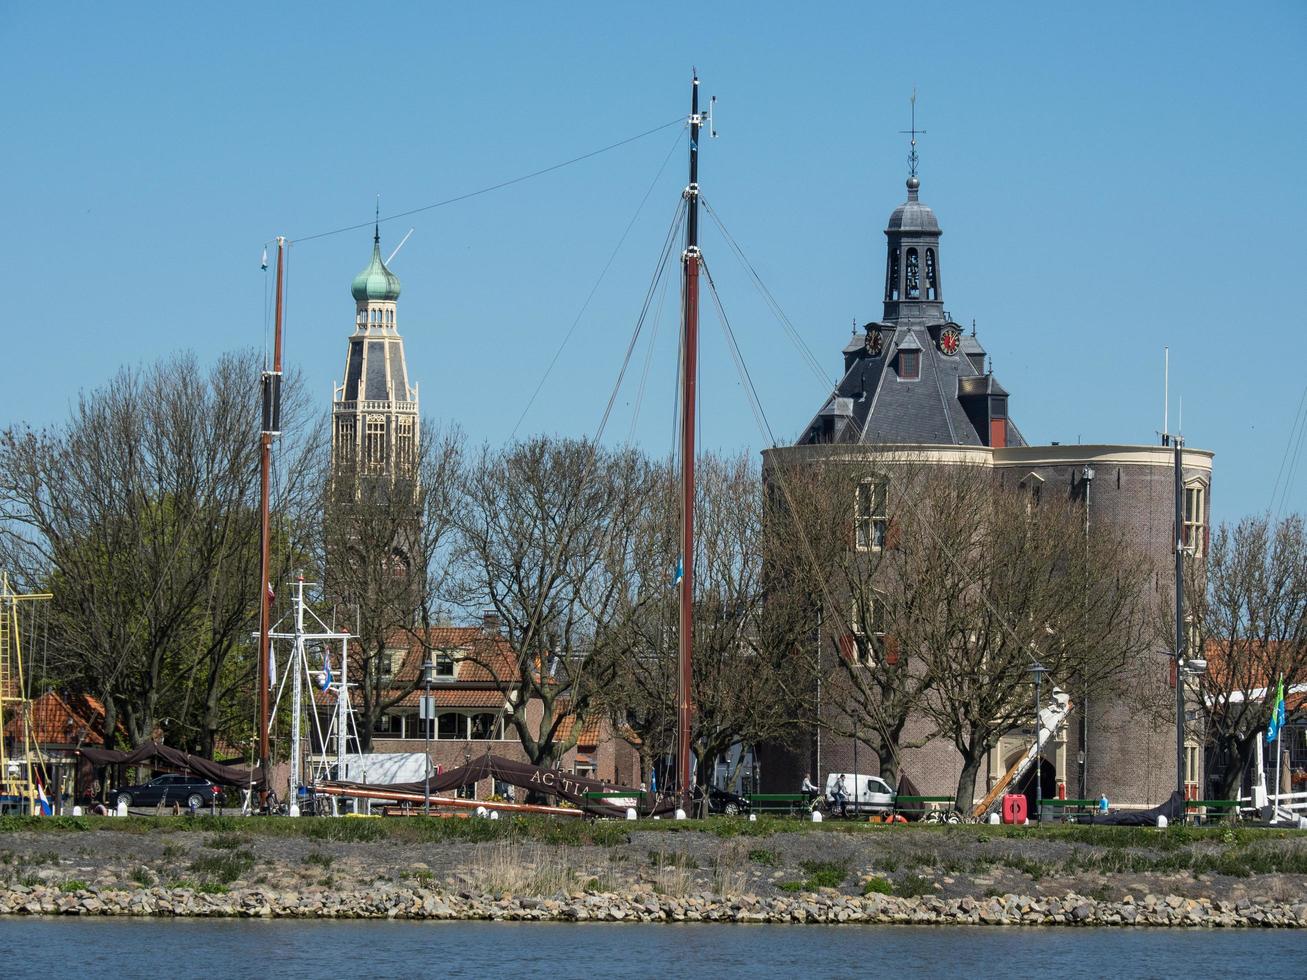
[422, 660, 435, 816]
[1031, 662, 1048, 823]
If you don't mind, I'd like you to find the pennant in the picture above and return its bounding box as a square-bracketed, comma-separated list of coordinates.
[318, 650, 334, 691]
[674, 557, 683, 586]
[260, 246, 268, 271]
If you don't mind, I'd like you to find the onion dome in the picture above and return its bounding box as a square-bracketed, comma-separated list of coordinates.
[350, 231, 402, 302]
[886, 176, 941, 234]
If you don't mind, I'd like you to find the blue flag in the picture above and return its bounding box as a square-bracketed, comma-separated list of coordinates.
[1266, 676, 1286, 743]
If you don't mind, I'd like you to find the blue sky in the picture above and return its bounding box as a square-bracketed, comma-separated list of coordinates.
[3, 1, 1304, 524]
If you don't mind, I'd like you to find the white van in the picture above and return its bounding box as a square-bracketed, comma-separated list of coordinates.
[824, 772, 895, 815]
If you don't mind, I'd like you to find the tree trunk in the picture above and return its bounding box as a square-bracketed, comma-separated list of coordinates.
[953, 750, 985, 814]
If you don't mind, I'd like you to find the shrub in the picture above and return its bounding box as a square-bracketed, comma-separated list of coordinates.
[894, 873, 934, 897]
[747, 848, 779, 867]
[798, 860, 848, 889]
[189, 849, 254, 884]
[302, 851, 334, 868]
[863, 876, 893, 895]
[58, 879, 88, 893]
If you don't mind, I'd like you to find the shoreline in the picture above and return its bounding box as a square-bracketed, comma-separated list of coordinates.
[2, 882, 1305, 927]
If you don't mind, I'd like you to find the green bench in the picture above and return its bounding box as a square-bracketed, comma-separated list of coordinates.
[747, 793, 810, 815]
[894, 795, 956, 818]
[1185, 799, 1240, 823]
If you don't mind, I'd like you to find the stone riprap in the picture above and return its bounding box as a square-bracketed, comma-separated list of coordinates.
[2, 883, 1305, 927]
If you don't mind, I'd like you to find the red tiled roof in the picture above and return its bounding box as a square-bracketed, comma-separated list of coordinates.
[2, 691, 103, 746]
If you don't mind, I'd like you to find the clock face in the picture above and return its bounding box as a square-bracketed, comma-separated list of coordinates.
[939, 327, 961, 356]
[865, 330, 883, 356]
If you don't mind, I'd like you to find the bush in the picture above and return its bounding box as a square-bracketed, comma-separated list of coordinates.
[747, 848, 779, 867]
[58, 879, 88, 892]
[894, 873, 934, 897]
[189, 849, 254, 884]
[798, 860, 848, 889]
[302, 851, 334, 868]
[862, 876, 893, 895]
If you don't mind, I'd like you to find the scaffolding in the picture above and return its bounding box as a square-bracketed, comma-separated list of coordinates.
[0, 572, 53, 815]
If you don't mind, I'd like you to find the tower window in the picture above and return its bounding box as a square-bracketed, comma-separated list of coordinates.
[898, 349, 920, 380]
[850, 590, 886, 664]
[855, 478, 888, 551]
[925, 248, 938, 301]
[364, 415, 386, 471]
[886, 249, 900, 302]
[905, 248, 920, 299]
[1183, 482, 1206, 555]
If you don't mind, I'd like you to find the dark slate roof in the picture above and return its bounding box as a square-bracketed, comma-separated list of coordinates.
[799, 322, 1025, 448]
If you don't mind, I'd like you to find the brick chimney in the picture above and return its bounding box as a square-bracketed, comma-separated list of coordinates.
[481, 610, 501, 634]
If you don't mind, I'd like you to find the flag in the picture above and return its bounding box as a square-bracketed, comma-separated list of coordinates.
[318, 650, 333, 691]
[649, 770, 657, 793]
[1266, 675, 1286, 743]
[674, 557, 683, 586]
[260, 246, 268, 270]
[35, 778, 53, 816]
[267, 581, 276, 603]
[269, 648, 277, 689]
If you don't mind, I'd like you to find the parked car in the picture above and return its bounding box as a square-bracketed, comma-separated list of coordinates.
[823, 772, 894, 816]
[115, 774, 224, 809]
[695, 785, 751, 816]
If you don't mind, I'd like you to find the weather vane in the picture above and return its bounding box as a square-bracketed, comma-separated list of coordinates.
[899, 89, 925, 179]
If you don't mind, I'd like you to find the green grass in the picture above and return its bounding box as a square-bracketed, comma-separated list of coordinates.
[779, 859, 850, 891]
[189, 849, 255, 884]
[747, 848, 779, 867]
[206, 832, 250, 850]
[862, 875, 893, 895]
[58, 879, 88, 892]
[196, 882, 229, 894]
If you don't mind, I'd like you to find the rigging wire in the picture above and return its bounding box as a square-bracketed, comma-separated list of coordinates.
[700, 196, 834, 392]
[288, 117, 686, 245]
[627, 251, 676, 445]
[701, 257, 775, 447]
[509, 122, 687, 441]
[1269, 380, 1307, 519]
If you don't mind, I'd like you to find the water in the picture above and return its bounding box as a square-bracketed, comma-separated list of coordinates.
[0, 919, 1303, 978]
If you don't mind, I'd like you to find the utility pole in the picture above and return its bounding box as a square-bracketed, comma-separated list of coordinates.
[1173, 433, 1187, 802]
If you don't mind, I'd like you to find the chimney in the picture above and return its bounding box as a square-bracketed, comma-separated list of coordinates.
[481, 610, 501, 634]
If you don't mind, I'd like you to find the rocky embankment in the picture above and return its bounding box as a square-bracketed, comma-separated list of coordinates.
[3, 882, 1306, 928]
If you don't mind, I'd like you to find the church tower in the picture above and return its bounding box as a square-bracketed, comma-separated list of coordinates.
[331, 226, 419, 482]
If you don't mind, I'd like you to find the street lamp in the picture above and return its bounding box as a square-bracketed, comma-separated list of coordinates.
[1030, 662, 1049, 823]
[421, 659, 436, 816]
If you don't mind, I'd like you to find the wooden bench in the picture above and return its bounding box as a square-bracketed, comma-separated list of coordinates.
[747, 793, 810, 815]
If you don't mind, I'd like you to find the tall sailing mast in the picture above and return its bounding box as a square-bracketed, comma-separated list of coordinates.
[257, 237, 286, 806]
[677, 73, 702, 810]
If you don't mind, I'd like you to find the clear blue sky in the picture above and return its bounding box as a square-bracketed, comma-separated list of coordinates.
[4, 1, 1304, 525]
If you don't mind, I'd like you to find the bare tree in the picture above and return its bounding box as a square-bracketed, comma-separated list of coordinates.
[764, 452, 936, 786]
[1190, 514, 1307, 799]
[319, 421, 463, 751]
[905, 465, 1152, 809]
[0, 351, 317, 754]
[612, 452, 813, 799]
[452, 437, 647, 770]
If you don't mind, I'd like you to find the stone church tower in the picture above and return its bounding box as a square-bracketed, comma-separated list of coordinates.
[331, 226, 419, 481]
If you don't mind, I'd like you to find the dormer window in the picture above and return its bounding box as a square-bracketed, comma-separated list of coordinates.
[898, 349, 920, 380]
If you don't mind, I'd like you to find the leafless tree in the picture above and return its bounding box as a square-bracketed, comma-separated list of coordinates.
[0, 351, 317, 755]
[452, 436, 648, 770]
[318, 421, 463, 751]
[610, 452, 813, 800]
[1189, 514, 1307, 799]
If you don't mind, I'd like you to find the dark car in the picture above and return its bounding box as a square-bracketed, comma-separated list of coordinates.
[695, 785, 751, 816]
[115, 774, 224, 809]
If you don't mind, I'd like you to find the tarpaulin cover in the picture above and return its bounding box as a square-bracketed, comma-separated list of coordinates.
[324, 754, 678, 817]
[1089, 790, 1186, 826]
[895, 772, 926, 822]
[77, 741, 265, 789]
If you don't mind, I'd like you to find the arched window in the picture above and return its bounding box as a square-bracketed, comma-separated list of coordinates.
[886, 249, 900, 302]
[925, 249, 938, 301]
[905, 248, 920, 299]
[1183, 481, 1207, 556]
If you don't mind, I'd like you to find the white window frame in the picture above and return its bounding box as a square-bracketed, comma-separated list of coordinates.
[854, 478, 888, 551]
[850, 591, 886, 665]
[1183, 481, 1206, 556]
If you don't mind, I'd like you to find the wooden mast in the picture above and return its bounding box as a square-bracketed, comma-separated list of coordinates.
[257, 236, 286, 806]
[677, 73, 701, 810]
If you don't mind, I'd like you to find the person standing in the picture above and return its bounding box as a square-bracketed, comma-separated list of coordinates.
[833, 774, 848, 817]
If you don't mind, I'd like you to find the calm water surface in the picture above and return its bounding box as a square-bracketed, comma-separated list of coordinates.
[1, 919, 1303, 978]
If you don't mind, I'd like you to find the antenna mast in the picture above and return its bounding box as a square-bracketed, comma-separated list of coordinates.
[677, 71, 702, 813]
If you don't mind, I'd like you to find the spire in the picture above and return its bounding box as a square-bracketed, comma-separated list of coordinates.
[374, 196, 380, 245]
[899, 89, 925, 196]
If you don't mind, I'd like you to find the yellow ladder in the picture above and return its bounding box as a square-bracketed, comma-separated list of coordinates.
[0, 573, 52, 815]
